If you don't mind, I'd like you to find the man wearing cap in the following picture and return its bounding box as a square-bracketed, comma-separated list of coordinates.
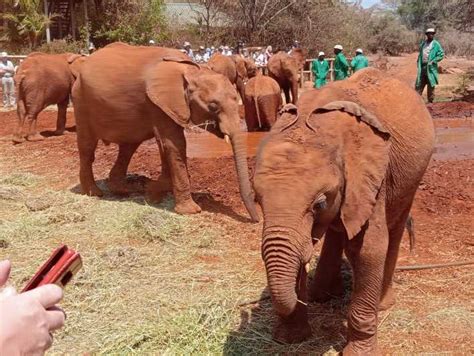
[183, 42, 194, 60]
[194, 46, 205, 63]
[0, 52, 15, 108]
[351, 48, 369, 73]
[148, 40, 156, 46]
[312, 52, 330, 88]
[416, 28, 444, 103]
[333, 45, 349, 81]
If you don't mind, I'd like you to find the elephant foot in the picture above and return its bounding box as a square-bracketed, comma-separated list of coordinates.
[174, 199, 201, 215]
[379, 287, 396, 311]
[27, 133, 45, 142]
[343, 336, 380, 356]
[308, 274, 344, 303]
[12, 134, 26, 144]
[53, 129, 65, 136]
[272, 308, 312, 344]
[82, 185, 104, 197]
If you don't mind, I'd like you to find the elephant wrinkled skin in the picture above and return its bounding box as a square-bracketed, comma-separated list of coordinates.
[72, 43, 259, 221]
[13, 52, 86, 143]
[253, 68, 435, 354]
[267, 48, 306, 104]
[244, 74, 282, 131]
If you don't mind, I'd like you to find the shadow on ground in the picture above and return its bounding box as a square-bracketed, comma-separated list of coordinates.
[69, 174, 252, 222]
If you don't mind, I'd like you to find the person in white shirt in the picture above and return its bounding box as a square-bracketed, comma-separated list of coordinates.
[0, 52, 15, 108]
[264, 46, 273, 63]
[223, 46, 233, 56]
[194, 46, 205, 63]
[203, 48, 212, 62]
[183, 42, 194, 60]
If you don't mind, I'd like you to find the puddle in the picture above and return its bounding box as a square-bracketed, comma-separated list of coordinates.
[185, 123, 473, 161]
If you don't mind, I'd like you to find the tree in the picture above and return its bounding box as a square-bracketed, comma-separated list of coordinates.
[90, 0, 167, 45]
[2, 0, 56, 49]
[187, 0, 225, 46]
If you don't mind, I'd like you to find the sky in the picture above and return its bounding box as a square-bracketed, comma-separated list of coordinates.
[362, 0, 381, 8]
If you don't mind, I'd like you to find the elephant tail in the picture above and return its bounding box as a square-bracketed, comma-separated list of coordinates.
[406, 215, 415, 252]
[254, 95, 262, 129]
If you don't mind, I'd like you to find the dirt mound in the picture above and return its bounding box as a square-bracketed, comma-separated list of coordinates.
[427, 101, 474, 118]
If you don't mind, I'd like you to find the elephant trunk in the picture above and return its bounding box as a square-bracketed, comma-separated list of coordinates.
[262, 228, 303, 317]
[230, 132, 259, 222]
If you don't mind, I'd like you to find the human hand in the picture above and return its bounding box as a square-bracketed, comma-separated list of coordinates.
[0, 261, 65, 356]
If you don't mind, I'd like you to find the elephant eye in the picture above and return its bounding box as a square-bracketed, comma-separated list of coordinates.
[311, 195, 327, 213]
[208, 102, 219, 113]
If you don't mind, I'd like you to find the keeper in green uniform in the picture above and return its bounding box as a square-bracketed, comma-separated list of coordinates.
[312, 51, 330, 88]
[351, 48, 369, 73]
[333, 44, 349, 80]
[416, 28, 444, 103]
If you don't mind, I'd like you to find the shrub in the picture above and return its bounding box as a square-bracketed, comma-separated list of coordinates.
[36, 38, 85, 54]
[438, 29, 474, 57]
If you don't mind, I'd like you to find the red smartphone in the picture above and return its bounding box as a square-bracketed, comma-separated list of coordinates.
[22, 245, 82, 293]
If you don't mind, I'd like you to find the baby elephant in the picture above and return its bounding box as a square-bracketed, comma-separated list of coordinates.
[244, 74, 282, 131]
[253, 68, 435, 354]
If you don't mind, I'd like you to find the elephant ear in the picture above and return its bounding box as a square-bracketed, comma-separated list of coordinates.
[311, 100, 391, 239]
[235, 59, 247, 80]
[146, 60, 199, 127]
[271, 104, 298, 133]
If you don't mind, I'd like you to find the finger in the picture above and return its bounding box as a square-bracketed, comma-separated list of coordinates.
[24, 284, 63, 309]
[0, 260, 11, 286]
[45, 307, 66, 331]
[0, 286, 17, 301]
[43, 332, 54, 352]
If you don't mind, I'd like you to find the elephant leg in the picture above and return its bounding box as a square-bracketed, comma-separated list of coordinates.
[283, 85, 291, 104]
[309, 227, 345, 302]
[379, 203, 413, 311]
[108, 142, 141, 196]
[290, 80, 298, 105]
[343, 197, 388, 355]
[54, 98, 69, 135]
[77, 124, 102, 197]
[244, 97, 257, 132]
[13, 99, 27, 143]
[146, 130, 173, 200]
[152, 124, 200, 215]
[26, 112, 44, 142]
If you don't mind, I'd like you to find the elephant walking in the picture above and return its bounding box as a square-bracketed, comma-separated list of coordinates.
[244, 74, 282, 131]
[13, 52, 86, 143]
[253, 68, 435, 354]
[267, 48, 306, 104]
[72, 43, 259, 221]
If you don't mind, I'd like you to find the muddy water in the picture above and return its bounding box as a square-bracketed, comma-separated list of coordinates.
[186, 123, 473, 161]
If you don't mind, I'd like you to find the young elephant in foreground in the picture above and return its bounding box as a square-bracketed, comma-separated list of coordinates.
[244, 74, 282, 131]
[253, 68, 434, 354]
[14, 52, 86, 143]
[72, 43, 258, 221]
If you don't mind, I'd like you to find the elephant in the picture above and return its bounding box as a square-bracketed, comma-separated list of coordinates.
[13, 52, 86, 143]
[243, 74, 282, 131]
[253, 68, 435, 354]
[267, 48, 306, 105]
[207, 53, 257, 102]
[72, 43, 259, 221]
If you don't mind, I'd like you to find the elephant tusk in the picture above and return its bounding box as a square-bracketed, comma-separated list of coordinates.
[224, 135, 231, 145]
[305, 263, 310, 273]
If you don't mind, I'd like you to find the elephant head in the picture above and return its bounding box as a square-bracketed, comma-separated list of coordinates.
[146, 57, 259, 222]
[253, 101, 390, 341]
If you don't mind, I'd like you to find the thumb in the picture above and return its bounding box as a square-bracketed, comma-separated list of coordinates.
[0, 260, 11, 287]
[0, 286, 18, 301]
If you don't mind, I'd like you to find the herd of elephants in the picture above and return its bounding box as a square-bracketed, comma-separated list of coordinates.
[12, 42, 435, 354]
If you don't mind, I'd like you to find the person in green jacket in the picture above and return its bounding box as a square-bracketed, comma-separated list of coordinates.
[416, 28, 444, 103]
[333, 44, 349, 80]
[351, 48, 369, 73]
[312, 51, 330, 88]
